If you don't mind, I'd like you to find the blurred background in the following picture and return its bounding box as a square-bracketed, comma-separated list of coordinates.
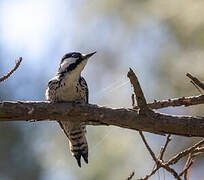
[0, 0, 204, 179]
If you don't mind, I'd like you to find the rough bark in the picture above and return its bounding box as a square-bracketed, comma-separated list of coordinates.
[0, 101, 204, 137]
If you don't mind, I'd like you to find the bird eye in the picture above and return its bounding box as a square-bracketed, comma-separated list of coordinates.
[72, 53, 78, 58]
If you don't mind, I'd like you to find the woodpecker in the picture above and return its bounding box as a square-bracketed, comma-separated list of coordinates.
[45, 51, 96, 167]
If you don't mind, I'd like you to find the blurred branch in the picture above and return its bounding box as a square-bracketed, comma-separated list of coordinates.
[190, 80, 203, 94]
[159, 134, 171, 160]
[0, 57, 22, 83]
[180, 154, 193, 180]
[126, 171, 135, 180]
[139, 131, 158, 162]
[186, 73, 204, 91]
[140, 135, 171, 180]
[166, 138, 204, 165]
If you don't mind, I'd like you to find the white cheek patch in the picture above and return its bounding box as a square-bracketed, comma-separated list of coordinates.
[60, 58, 78, 72]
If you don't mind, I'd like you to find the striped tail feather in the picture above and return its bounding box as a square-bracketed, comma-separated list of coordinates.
[58, 121, 88, 167]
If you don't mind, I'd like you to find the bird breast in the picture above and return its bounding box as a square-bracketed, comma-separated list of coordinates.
[57, 77, 83, 102]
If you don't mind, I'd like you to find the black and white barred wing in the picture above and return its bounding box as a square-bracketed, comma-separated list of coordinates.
[79, 76, 88, 104]
[45, 76, 60, 101]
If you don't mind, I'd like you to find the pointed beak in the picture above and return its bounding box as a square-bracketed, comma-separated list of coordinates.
[83, 51, 96, 59]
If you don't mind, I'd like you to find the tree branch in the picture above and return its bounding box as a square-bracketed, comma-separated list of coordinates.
[127, 68, 183, 180]
[0, 101, 203, 137]
[133, 95, 204, 110]
[166, 138, 204, 165]
[0, 66, 203, 137]
[159, 134, 171, 160]
[0, 57, 22, 83]
[138, 131, 158, 162]
[126, 171, 135, 180]
[1, 56, 204, 179]
[0, 101, 204, 137]
[186, 73, 204, 91]
[127, 68, 147, 108]
[179, 154, 193, 178]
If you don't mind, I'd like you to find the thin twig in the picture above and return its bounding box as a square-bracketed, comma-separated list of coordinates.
[161, 164, 181, 180]
[185, 146, 204, 179]
[159, 134, 171, 160]
[139, 131, 158, 163]
[192, 147, 204, 155]
[186, 73, 204, 91]
[127, 68, 147, 108]
[190, 80, 203, 94]
[150, 135, 171, 175]
[0, 57, 22, 83]
[126, 171, 135, 180]
[138, 166, 161, 180]
[166, 138, 204, 165]
[184, 167, 191, 180]
[133, 95, 204, 110]
[179, 154, 193, 178]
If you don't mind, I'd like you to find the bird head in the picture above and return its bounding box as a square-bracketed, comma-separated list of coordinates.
[57, 52, 96, 75]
